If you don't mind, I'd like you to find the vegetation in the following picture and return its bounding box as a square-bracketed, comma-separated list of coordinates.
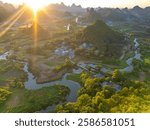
[0, 2, 149, 113]
[56, 70, 150, 113]
[66, 74, 81, 83]
[0, 60, 26, 86]
[76, 20, 126, 57]
[54, 59, 75, 72]
[0, 88, 12, 105]
[0, 85, 69, 113]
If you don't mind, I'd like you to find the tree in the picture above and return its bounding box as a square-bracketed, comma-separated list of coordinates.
[80, 72, 89, 84]
[102, 85, 116, 99]
[10, 79, 24, 88]
[112, 69, 125, 83]
[83, 77, 101, 96]
[0, 88, 12, 104]
[77, 94, 91, 105]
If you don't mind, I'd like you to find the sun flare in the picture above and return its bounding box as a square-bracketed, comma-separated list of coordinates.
[25, 0, 45, 16]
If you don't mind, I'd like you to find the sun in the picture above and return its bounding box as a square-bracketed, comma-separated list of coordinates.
[25, 0, 45, 16]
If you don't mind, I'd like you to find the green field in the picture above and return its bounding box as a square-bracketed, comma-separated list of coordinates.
[66, 74, 81, 83]
[0, 85, 69, 113]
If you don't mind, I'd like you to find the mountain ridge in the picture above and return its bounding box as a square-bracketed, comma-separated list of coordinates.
[76, 20, 125, 57]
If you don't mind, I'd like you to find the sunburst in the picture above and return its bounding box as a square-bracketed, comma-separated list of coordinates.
[25, 0, 45, 16]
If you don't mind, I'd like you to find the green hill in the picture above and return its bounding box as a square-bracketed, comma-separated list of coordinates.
[20, 22, 50, 40]
[77, 20, 125, 57]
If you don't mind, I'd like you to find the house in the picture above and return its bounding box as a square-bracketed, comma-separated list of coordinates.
[79, 43, 93, 49]
[54, 46, 75, 59]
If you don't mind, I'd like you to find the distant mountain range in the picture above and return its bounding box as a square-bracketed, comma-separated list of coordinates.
[84, 6, 150, 25]
[46, 2, 86, 14]
[45, 3, 150, 25]
[0, 1, 149, 27]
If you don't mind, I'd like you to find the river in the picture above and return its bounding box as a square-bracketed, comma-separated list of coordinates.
[0, 38, 142, 112]
[120, 38, 142, 72]
[0, 53, 81, 112]
[23, 62, 81, 102]
[23, 62, 81, 112]
[0, 54, 81, 102]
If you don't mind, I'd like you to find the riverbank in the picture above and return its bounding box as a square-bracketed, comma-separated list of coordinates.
[0, 38, 146, 113]
[0, 53, 72, 113]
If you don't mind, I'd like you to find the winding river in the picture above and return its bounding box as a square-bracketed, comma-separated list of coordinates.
[120, 38, 142, 72]
[0, 53, 81, 103]
[23, 38, 142, 112]
[0, 52, 81, 112]
[23, 63, 81, 112]
[23, 62, 81, 102]
[0, 38, 142, 112]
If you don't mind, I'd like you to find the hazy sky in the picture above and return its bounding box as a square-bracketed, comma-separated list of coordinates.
[2, 0, 150, 8]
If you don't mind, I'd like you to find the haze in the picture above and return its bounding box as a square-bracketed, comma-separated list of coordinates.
[2, 0, 150, 8]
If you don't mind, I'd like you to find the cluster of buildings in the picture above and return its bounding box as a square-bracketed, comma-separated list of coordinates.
[54, 43, 75, 59]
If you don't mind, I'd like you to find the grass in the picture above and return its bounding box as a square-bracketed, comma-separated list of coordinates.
[0, 75, 13, 85]
[0, 85, 70, 113]
[123, 51, 134, 61]
[144, 58, 150, 65]
[101, 58, 126, 70]
[0, 60, 25, 85]
[140, 39, 150, 83]
[66, 74, 81, 83]
[46, 61, 58, 67]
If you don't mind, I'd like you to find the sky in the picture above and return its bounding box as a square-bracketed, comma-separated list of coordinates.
[1, 0, 150, 8]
